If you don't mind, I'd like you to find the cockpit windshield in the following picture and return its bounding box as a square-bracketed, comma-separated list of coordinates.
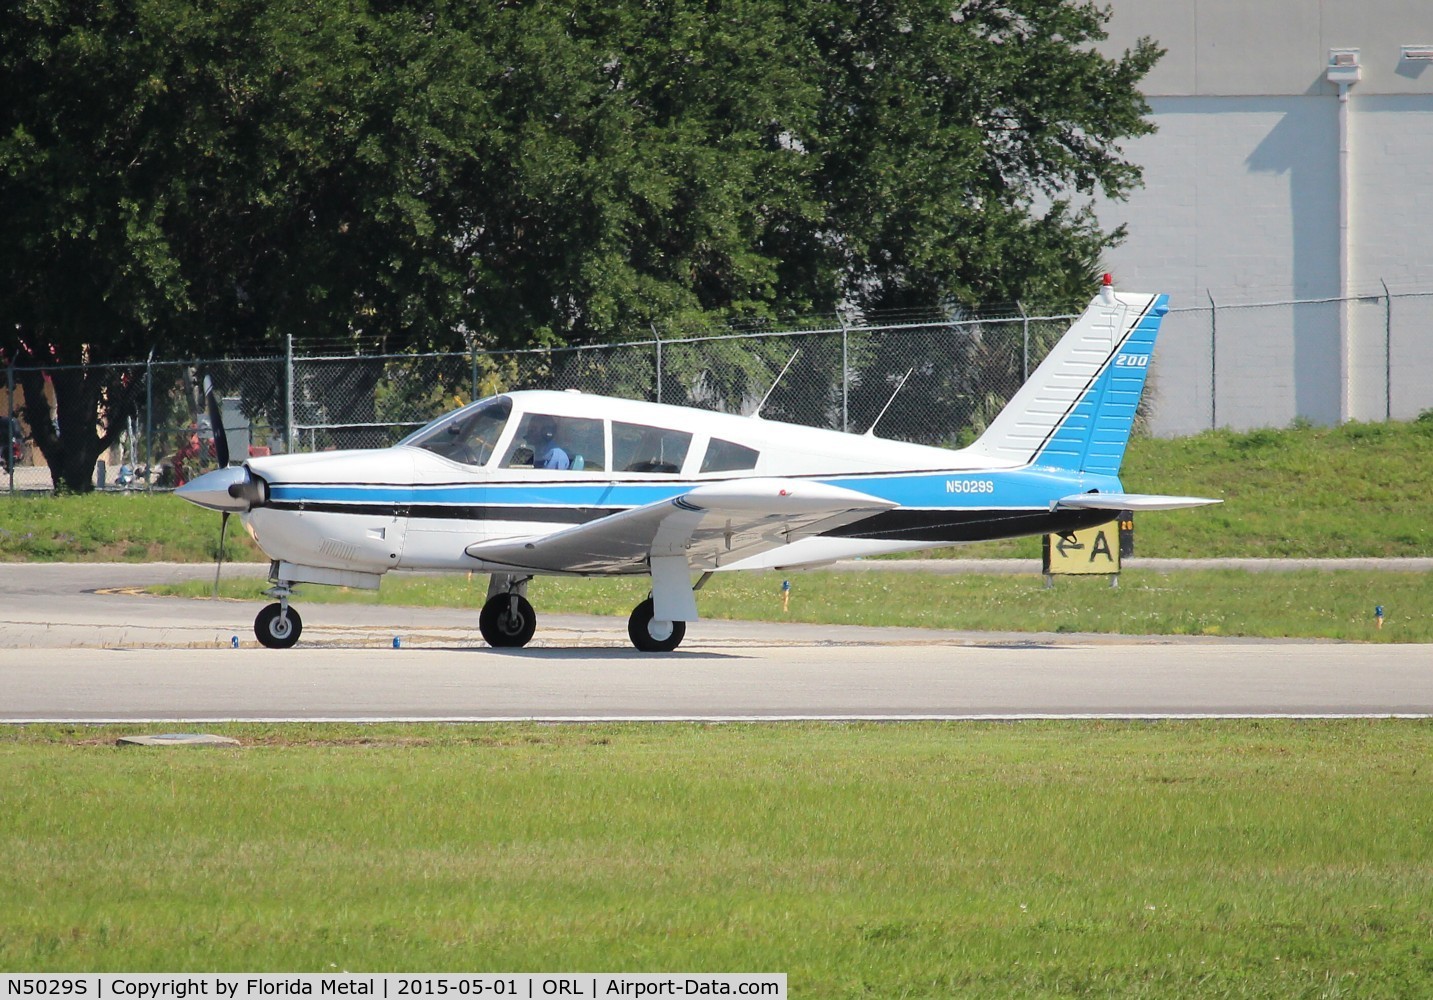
[399, 396, 512, 466]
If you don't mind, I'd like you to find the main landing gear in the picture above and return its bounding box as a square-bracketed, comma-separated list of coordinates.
[254, 580, 303, 649]
[479, 574, 689, 652]
[627, 598, 685, 653]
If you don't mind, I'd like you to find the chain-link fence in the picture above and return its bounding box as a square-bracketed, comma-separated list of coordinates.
[3, 355, 288, 491]
[7, 288, 1433, 491]
[1153, 290, 1433, 435]
[286, 311, 1072, 454]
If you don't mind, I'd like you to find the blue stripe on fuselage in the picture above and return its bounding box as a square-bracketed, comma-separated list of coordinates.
[266, 466, 1119, 515]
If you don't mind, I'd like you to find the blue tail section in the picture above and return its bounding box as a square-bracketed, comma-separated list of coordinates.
[1032, 294, 1168, 475]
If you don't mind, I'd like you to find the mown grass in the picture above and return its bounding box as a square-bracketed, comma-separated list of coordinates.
[4, 417, 1433, 562]
[2, 720, 1431, 995]
[1123, 417, 1433, 558]
[164, 567, 1433, 642]
[0, 489, 263, 562]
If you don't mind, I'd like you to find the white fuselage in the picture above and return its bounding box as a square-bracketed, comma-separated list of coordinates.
[234, 389, 1108, 581]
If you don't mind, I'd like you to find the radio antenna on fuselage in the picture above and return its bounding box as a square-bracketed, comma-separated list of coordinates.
[749, 348, 801, 419]
[864, 368, 914, 437]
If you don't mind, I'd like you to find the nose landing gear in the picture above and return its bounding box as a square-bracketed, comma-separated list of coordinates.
[254, 581, 303, 649]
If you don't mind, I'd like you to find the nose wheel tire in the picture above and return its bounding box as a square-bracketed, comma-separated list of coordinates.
[480, 593, 537, 648]
[628, 598, 686, 653]
[255, 602, 302, 649]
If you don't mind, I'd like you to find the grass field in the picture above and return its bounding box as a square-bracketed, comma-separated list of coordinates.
[164, 566, 1433, 642]
[4, 417, 1433, 562]
[6, 423, 1432, 990]
[2, 721, 1431, 995]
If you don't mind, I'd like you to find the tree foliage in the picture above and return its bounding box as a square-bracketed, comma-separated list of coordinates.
[1, 0, 1159, 489]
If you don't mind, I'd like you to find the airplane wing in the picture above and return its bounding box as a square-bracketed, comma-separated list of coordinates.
[464, 478, 898, 574]
[1056, 492, 1222, 511]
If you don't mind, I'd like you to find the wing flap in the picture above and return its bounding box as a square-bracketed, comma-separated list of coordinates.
[1056, 492, 1222, 512]
[464, 478, 897, 574]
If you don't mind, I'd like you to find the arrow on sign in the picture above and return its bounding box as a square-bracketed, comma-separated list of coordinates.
[1055, 534, 1084, 558]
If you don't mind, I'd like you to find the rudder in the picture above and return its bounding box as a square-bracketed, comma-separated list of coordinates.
[967, 283, 1167, 476]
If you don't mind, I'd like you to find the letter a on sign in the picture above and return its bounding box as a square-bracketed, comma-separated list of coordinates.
[1089, 529, 1113, 563]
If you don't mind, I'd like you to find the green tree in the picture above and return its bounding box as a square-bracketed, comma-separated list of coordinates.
[0, 0, 492, 488]
[793, 0, 1159, 314]
[2, 0, 1158, 490]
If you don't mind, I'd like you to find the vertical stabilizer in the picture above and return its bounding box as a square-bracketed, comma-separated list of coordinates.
[967, 282, 1167, 475]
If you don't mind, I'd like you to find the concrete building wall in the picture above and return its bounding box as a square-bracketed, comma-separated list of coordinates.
[1093, 0, 1433, 434]
[1106, 0, 1433, 97]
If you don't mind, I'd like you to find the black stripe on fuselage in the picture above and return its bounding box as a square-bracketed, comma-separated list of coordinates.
[263, 500, 1114, 543]
[821, 506, 1116, 542]
[266, 500, 611, 524]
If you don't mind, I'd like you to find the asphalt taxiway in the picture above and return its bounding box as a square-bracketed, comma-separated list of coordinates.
[2, 563, 1430, 721]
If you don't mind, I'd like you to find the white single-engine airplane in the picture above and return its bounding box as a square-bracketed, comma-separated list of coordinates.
[179, 278, 1219, 651]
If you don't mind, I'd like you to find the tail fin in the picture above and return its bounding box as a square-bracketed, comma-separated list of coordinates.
[968, 280, 1167, 475]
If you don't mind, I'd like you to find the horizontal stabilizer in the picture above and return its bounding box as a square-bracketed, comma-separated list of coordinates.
[1056, 492, 1223, 512]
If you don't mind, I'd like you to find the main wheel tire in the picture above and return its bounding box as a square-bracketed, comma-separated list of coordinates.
[479, 593, 537, 648]
[627, 598, 686, 652]
[255, 602, 302, 649]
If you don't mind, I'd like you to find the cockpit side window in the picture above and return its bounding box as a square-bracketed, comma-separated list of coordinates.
[613, 422, 692, 474]
[500, 414, 605, 471]
[699, 437, 760, 473]
[403, 396, 512, 466]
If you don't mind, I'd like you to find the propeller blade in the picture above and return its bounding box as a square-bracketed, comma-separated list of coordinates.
[213, 510, 230, 598]
[203, 375, 230, 468]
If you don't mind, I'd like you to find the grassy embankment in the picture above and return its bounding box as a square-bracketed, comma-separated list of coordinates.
[3, 720, 1431, 994]
[947, 415, 1433, 559]
[4, 417, 1432, 562]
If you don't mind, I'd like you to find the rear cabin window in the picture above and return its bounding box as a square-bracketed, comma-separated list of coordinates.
[700, 437, 760, 473]
[613, 422, 692, 474]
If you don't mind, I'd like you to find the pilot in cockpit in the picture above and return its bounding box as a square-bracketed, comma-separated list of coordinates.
[531, 419, 570, 470]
